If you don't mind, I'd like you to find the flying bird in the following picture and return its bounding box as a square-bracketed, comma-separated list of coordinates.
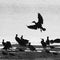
[27, 13, 46, 32]
[2, 39, 6, 47]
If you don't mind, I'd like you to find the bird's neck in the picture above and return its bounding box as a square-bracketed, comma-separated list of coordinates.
[34, 22, 37, 24]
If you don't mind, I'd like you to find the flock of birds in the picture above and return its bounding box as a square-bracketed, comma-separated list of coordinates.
[1, 13, 60, 56]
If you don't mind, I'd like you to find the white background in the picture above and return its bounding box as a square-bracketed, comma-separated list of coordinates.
[0, 0, 60, 45]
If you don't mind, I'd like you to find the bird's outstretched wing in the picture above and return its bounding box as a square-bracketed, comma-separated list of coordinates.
[27, 24, 38, 30]
[27, 13, 46, 32]
[38, 13, 43, 24]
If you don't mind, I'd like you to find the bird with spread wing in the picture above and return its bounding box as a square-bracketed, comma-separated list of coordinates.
[27, 13, 46, 32]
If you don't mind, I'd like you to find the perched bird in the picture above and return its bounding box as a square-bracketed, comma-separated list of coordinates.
[28, 43, 37, 51]
[2, 39, 6, 47]
[54, 38, 60, 43]
[46, 36, 50, 46]
[27, 13, 46, 32]
[41, 39, 46, 48]
[15, 34, 21, 45]
[50, 38, 60, 44]
[15, 34, 29, 46]
[2, 39, 12, 50]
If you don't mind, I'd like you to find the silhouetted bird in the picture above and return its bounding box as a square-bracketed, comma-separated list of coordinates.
[41, 39, 46, 49]
[46, 36, 50, 46]
[28, 43, 36, 51]
[2, 39, 12, 50]
[21, 35, 23, 40]
[20, 35, 29, 45]
[54, 38, 60, 43]
[15, 34, 23, 46]
[27, 13, 46, 32]
[46, 37, 55, 49]
[15, 34, 29, 46]
[6, 41, 12, 49]
[2, 39, 6, 47]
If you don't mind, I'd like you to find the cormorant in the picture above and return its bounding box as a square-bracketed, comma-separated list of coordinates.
[27, 13, 46, 32]
[2, 39, 12, 50]
[28, 43, 36, 51]
[46, 36, 50, 46]
[41, 39, 46, 48]
[54, 38, 60, 43]
[2, 39, 6, 46]
[15, 34, 29, 46]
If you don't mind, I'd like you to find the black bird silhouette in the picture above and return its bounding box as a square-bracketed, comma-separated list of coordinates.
[41, 39, 46, 48]
[27, 13, 46, 32]
[28, 43, 37, 51]
[46, 36, 50, 46]
[50, 38, 60, 44]
[2, 39, 12, 50]
[2, 39, 6, 47]
[54, 38, 60, 43]
[15, 34, 29, 46]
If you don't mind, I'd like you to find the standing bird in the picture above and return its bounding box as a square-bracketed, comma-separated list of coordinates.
[27, 13, 46, 32]
[5, 41, 12, 49]
[41, 39, 46, 49]
[2, 39, 6, 47]
[54, 38, 60, 43]
[28, 43, 37, 51]
[46, 36, 50, 46]
[15, 34, 29, 46]
[2, 39, 12, 50]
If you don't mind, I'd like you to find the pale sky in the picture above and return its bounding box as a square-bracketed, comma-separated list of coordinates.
[0, 0, 60, 45]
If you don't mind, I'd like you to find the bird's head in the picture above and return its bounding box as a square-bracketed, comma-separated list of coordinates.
[16, 34, 18, 37]
[2, 39, 4, 42]
[32, 21, 36, 24]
